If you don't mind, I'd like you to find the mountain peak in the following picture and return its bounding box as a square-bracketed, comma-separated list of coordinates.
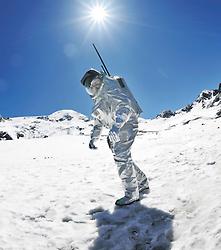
[156, 83, 221, 119]
[195, 87, 221, 108]
[0, 110, 92, 140]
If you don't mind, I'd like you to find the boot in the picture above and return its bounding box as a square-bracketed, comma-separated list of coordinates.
[139, 185, 150, 194]
[115, 195, 140, 206]
[139, 185, 150, 199]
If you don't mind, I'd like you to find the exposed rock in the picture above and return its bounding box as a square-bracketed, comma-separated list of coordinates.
[37, 116, 49, 121]
[181, 104, 193, 113]
[216, 110, 221, 118]
[207, 161, 216, 165]
[183, 117, 201, 125]
[0, 131, 13, 140]
[194, 85, 221, 108]
[58, 114, 73, 122]
[156, 110, 175, 119]
[0, 117, 10, 122]
[196, 90, 213, 103]
[62, 216, 73, 222]
[17, 133, 24, 139]
[0, 110, 91, 140]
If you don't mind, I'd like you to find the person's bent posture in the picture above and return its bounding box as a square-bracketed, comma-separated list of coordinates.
[81, 69, 149, 206]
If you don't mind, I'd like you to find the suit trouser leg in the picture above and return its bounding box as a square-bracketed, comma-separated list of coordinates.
[133, 163, 149, 189]
[113, 140, 139, 198]
[112, 121, 139, 198]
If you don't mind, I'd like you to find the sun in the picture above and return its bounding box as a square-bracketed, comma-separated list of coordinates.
[68, 1, 117, 42]
[89, 5, 108, 23]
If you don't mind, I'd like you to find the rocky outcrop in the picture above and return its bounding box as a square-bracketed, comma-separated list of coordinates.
[0, 131, 13, 140]
[195, 83, 221, 108]
[0, 117, 10, 122]
[17, 132, 25, 139]
[216, 110, 221, 118]
[195, 89, 220, 108]
[0, 110, 92, 140]
[156, 110, 175, 118]
[181, 104, 193, 113]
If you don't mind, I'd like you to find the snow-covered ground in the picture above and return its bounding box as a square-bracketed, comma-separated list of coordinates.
[0, 89, 221, 249]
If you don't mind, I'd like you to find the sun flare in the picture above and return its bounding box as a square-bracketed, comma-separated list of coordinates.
[71, 1, 117, 42]
[90, 5, 108, 23]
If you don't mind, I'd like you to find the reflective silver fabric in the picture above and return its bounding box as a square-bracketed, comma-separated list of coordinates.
[90, 74, 148, 198]
[112, 114, 148, 198]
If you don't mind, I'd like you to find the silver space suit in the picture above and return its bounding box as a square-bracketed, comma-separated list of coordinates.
[81, 69, 149, 206]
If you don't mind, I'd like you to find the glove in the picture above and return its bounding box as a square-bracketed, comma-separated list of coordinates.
[89, 139, 97, 150]
[107, 136, 112, 149]
[108, 126, 120, 147]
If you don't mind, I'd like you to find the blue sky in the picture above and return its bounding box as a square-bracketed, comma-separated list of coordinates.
[0, 0, 221, 119]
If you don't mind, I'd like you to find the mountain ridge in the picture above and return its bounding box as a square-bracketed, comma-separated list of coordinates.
[1, 84, 220, 141]
[156, 83, 221, 119]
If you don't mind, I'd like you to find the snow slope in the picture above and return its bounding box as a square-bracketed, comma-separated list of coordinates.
[0, 88, 221, 250]
[0, 110, 92, 140]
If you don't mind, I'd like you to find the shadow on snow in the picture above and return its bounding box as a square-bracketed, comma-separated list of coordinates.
[88, 202, 174, 250]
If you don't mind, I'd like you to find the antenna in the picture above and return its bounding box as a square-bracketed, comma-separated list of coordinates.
[92, 43, 111, 76]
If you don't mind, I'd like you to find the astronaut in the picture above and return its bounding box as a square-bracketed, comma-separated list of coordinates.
[81, 69, 149, 206]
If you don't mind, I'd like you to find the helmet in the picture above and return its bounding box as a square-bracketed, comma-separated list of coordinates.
[81, 69, 100, 88]
[85, 77, 103, 97]
[81, 68, 103, 97]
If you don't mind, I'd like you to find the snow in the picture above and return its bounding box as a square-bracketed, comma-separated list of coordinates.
[0, 94, 221, 249]
[0, 110, 92, 140]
